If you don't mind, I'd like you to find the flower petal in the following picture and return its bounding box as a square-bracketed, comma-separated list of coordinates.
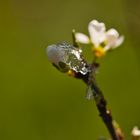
[106, 28, 119, 47]
[75, 33, 90, 44]
[88, 20, 106, 47]
[107, 28, 119, 37]
[114, 36, 124, 48]
[106, 28, 124, 49]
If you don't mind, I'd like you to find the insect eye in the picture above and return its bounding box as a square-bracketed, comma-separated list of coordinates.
[58, 61, 69, 72]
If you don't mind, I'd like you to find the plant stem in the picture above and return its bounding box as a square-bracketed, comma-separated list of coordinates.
[91, 79, 119, 140]
[82, 62, 124, 140]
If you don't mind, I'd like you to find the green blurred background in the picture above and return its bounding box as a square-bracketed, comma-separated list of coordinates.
[0, 0, 140, 140]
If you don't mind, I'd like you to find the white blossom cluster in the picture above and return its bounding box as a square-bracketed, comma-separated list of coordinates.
[75, 19, 124, 57]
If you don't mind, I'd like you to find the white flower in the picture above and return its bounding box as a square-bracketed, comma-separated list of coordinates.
[75, 19, 124, 57]
[132, 126, 140, 137]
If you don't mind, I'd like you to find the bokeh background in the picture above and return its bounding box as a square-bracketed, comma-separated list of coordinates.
[0, 0, 140, 140]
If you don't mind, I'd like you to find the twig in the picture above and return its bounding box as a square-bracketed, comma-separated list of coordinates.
[81, 62, 124, 140]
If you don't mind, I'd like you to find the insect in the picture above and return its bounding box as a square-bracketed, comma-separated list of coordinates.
[47, 42, 89, 75]
[47, 42, 95, 99]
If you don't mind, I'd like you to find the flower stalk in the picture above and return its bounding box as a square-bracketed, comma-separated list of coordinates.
[81, 62, 124, 140]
